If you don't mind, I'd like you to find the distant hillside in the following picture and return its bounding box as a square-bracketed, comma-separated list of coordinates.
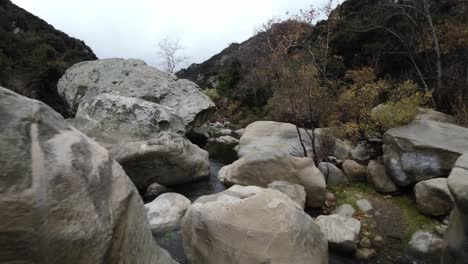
[0, 0, 97, 117]
[177, 0, 468, 118]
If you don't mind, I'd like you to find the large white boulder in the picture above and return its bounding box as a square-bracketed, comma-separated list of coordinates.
[383, 119, 468, 186]
[0, 87, 176, 264]
[181, 185, 328, 264]
[70, 93, 186, 144]
[58, 58, 215, 130]
[68, 91, 209, 190]
[442, 154, 468, 263]
[145, 193, 191, 234]
[316, 215, 361, 252]
[237, 121, 351, 160]
[218, 151, 326, 208]
[237, 121, 314, 157]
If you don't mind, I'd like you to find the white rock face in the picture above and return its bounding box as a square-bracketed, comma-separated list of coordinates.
[268, 181, 307, 209]
[415, 178, 454, 216]
[181, 185, 328, 264]
[57, 58, 215, 129]
[0, 87, 177, 264]
[71, 93, 186, 144]
[237, 121, 314, 157]
[383, 119, 468, 186]
[218, 151, 326, 208]
[315, 215, 361, 252]
[111, 132, 209, 189]
[145, 193, 191, 234]
[237, 121, 352, 160]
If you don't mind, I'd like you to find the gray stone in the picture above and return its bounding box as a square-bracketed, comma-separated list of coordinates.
[218, 129, 232, 136]
[268, 181, 307, 209]
[409, 231, 443, 256]
[351, 142, 372, 163]
[58, 58, 215, 130]
[332, 204, 356, 218]
[112, 132, 209, 190]
[359, 237, 372, 248]
[145, 193, 191, 234]
[355, 248, 376, 260]
[68, 88, 210, 191]
[181, 185, 328, 264]
[383, 120, 468, 186]
[314, 128, 352, 160]
[415, 178, 454, 216]
[143, 182, 170, 202]
[356, 199, 373, 213]
[373, 236, 385, 248]
[343, 160, 367, 182]
[218, 151, 326, 208]
[0, 87, 176, 264]
[204, 136, 239, 161]
[318, 162, 348, 186]
[442, 154, 468, 263]
[315, 214, 361, 252]
[415, 108, 457, 124]
[367, 159, 398, 193]
[434, 225, 448, 236]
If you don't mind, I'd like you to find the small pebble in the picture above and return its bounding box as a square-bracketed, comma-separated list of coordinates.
[373, 235, 385, 248]
[434, 225, 448, 236]
[360, 237, 372, 248]
[355, 248, 376, 260]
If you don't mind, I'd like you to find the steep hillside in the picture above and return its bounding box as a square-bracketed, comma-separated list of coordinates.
[177, 0, 468, 123]
[0, 0, 97, 117]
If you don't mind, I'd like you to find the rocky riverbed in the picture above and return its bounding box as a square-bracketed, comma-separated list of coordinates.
[2, 58, 467, 264]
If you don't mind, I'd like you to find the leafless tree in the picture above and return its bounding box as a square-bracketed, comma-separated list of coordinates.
[157, 36, 188, 74]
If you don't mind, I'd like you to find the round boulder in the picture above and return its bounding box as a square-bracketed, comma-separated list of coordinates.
[342, 159, 367, 182]
[218, 150, 326, 208]
[318, 162, 348, 186]
[181, 185, 328, 264]
[315, 214, 361, 252]
[367, 159, 398, 193]
[415, 178, 454, 216]
[145, 193, 191, 234]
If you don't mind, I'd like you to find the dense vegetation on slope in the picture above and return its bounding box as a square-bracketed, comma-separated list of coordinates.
[177, 0, 468, 137]
[0, 0, 97, 117]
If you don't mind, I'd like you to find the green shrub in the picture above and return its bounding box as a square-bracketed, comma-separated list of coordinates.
[203, 88, 221, 101]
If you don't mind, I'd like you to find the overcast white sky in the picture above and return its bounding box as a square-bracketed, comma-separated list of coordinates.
[12, 0, 335, 70]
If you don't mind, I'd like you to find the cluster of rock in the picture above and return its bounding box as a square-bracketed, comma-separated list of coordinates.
[0, 87, 177, 263]
[58, 58, 215, 191]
